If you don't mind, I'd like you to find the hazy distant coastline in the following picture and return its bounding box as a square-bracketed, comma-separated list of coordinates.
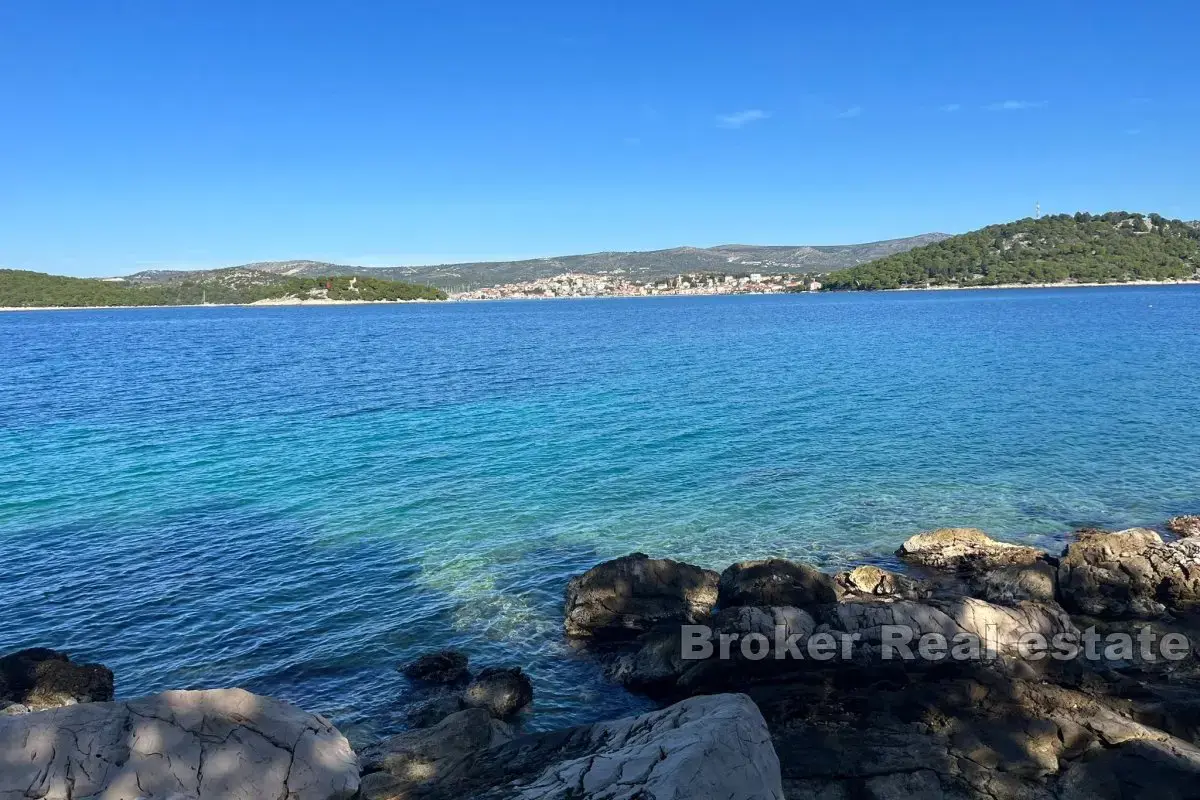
[4, 211, 1198, 309]
[0, 297, 442, 312]
[5, 276, 1198, 313]
[118, 234, 950, 290]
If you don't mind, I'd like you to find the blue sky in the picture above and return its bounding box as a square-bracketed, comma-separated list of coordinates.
[1, 1, 1197, 277]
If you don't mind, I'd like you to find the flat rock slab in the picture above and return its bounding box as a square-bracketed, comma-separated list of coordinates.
[0, 687, 359, 800]
[409, 693, 783, 799]
[897, 527, 1045, 573]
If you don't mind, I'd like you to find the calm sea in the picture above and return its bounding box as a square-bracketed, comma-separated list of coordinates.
[3, 287, 1199, 740]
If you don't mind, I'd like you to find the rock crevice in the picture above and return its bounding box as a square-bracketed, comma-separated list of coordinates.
[0, 688, 359, 800]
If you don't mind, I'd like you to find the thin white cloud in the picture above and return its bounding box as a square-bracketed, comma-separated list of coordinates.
[835, 106, 863, 119]
[1125, 128, 1142, 136]
[716, 109, 769, 129]
[940, 103, 962, 113]
[985, 100, 1047, 111]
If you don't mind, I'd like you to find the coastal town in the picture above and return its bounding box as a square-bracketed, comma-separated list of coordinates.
[448, 271, 823, 300]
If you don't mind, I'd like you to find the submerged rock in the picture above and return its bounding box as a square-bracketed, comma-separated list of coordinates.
[564, 552, 719, 639]
[463, 666, 533, 719]
[897, 527, 1045, 573]
[1058, 528, 1200, 618]
[0, 647, 113, 710]
[0, 687, 359, 800]
[405, 692, 467, 729]
[718, 558, 837, 608]
[401, 649, 470, 684]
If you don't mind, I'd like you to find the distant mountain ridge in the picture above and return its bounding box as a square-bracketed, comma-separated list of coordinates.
[124, 260, 349, 284]
[122, 234, 949, 289]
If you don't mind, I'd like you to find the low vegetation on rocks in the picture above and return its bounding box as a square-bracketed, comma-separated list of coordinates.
[0, 647, 113, 713]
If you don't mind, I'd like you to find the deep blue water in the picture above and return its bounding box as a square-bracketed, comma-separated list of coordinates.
[2, 287, 1199, 741]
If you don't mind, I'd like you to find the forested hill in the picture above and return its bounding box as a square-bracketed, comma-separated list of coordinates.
[820, 212, 1200, 290]
[0, 268, 446, 308]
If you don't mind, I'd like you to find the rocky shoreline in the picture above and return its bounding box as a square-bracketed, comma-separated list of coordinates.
[5, 516, 1200, 798]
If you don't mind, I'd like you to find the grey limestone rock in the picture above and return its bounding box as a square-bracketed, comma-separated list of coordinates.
[0, 687, 359, 800]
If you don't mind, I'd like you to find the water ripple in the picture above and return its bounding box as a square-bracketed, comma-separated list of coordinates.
[2, 288, 1199, 737]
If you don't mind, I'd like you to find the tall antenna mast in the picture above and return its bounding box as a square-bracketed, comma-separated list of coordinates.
[1035, 201, 1041, 220]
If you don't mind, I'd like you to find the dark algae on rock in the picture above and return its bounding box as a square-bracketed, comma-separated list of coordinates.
[0, 647, 113, 713]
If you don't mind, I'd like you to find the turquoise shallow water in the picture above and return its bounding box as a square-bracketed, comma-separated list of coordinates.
[2, 287, 1199, 739]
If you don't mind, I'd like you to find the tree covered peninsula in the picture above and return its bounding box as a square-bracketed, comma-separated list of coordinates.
[820, 212, 1200, 291]
[0, 268, 447, 308]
